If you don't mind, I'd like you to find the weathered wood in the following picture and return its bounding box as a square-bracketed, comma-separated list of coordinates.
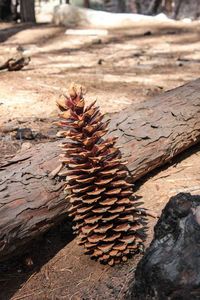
[0, 78, 200, 261]
[0, 143, 66, 261]
[103, 0, 126, 13]
[0, 56, 30, 71]
[20, 0, 36, 23]
[109, 78, 200, 182]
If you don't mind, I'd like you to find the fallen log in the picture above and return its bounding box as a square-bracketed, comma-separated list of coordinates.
[0, 78, 200, 261]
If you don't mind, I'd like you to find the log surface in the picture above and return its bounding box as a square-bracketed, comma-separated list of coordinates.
[108, 78, 200, 181]
[0, 78, 200, 261]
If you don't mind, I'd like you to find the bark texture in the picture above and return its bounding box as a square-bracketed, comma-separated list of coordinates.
[0, 142, 66, 261]
[0, 78, 200, 261]
[83, 0, 90, 8]
[0, 56, 30, 71]
[103, 0, 126, 13]
[108, 78, 200, 182]
[20, 0, 35, 23]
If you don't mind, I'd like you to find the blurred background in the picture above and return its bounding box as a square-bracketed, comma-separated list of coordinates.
[1, 0, 200, 22]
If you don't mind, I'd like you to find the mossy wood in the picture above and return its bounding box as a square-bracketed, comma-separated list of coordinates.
[0, 78, 200, 261]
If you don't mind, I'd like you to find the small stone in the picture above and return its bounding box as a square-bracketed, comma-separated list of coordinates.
[143, 31, 152, 36]
[16, 128, 34, 140]
[2, 136, 11, 141]
[21, 142, 32, 151]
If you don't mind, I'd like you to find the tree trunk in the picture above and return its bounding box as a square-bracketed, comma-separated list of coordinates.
[0, 0, 11, 20]
[172, 0, 200, 20]
[132, 0, 200, 20]
[83, 0, 89, 8]
[20, 0, 36, 22]
[173, 0, 183, 19]
[147, 0, 162, 15]
[103, 0, 126, 13]
[0, 78, 200, 262]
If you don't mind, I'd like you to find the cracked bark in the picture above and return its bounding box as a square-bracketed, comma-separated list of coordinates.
[0, 78, 200, 261]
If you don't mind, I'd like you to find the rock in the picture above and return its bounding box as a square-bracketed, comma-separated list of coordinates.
[15, 128, 34, 140]
[21, 142, 32, 151]
[127, 193, 200, 300]
[16, 45, 25, 52]
[2, 136, 11, 141]
[143, 31, 152, 36]
[98, 58, 105, 65]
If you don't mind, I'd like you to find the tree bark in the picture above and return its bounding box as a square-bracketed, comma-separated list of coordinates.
[83, 0, 90, 8]
[20, 0, 36, 22]
[131, 0, 200, 19]
[103, 0, 126, 13]
[0, 0, 11, 20]
[0, 56, 30, 71]
[173, 0, 183, 19]
[147, 0, 162, 15]
[0, 78, 200, 262]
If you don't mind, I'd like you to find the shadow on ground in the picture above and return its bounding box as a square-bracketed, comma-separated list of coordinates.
[0, 219, 74, 300]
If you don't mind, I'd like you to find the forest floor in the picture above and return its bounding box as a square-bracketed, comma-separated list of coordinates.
[0, 19, 200, 300]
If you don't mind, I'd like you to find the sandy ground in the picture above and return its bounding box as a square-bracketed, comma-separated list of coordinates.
[0, 19, 200, 300]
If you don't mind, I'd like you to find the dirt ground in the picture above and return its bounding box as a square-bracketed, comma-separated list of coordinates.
[0, 19, 200, 300]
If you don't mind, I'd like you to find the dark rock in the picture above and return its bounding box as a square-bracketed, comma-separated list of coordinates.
[15, 128, 34, 140]
[92, 39, 102, 45]
[98, 58, 105, 65]
[127, 193, 200, 300]
[16, 45, 25, 52]
[143, 31, 152, 36]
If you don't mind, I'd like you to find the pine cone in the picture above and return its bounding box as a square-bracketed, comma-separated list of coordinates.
[57, 84, 142, 265]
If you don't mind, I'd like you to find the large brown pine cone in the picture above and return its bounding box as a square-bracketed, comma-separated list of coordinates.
[57, 84, 142, 266]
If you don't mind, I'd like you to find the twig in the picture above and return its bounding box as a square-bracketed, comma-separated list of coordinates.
[38, 83, 61, 91]
[117, 271, 133, 300]
[90, 266, 109, 288]
[77, 273, 92, 286]
[13, 283, 70, 300]
[60, 267, 73, 273]
[48, 163, 64, 178]
[69, 291, 80, 300]
[0, 57, 30, 71]
[17, 272, 37, 294]
[134, 208, 160, 218]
